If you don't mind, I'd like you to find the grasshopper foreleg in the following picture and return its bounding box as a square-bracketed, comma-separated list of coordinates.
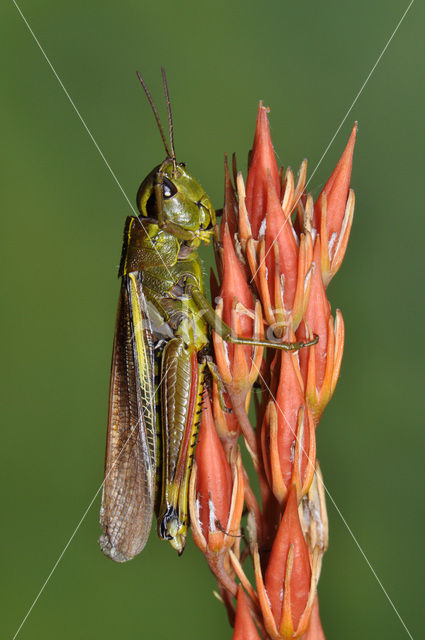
[189, 286, 318, 351]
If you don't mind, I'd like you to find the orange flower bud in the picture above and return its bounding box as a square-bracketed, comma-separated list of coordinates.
[220, 224, 254, 346]
[232, 586, 262, 640]
[261, 342, 316, 503]
[265, 486, 311, 632]
[213, 224, 264, 392]
[189, 394, 244, 555]
[255, 485, 318, 639]
[245, 102, 280, 238]
[314, 124, 357, 287]
[297, 239, 345, 424]
[263, 176, 300, 323]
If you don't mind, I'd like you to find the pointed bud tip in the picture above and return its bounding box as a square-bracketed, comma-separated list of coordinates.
[233, 586, 262, 640]
[246, 101, 280, 236]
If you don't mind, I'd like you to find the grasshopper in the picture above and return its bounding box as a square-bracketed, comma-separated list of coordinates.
[99, 69, 317, 561]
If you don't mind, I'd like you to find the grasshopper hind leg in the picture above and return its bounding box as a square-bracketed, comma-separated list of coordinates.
[156, 338, 205, 554]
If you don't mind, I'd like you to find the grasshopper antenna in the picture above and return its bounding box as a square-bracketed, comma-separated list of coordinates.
[161, 67, 177, 173]
[136, 70, 171, 159]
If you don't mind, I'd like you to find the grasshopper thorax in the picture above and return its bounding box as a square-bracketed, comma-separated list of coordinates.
[136, 159, 216, 247]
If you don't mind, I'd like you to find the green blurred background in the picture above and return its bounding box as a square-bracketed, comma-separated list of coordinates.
[2, 1, 423, 638]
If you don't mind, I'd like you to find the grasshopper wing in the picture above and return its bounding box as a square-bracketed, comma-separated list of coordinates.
[99, 273, 157, 562]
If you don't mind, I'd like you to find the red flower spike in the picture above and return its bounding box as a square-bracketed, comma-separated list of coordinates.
[314, 124, 357, 286]
[254, 485, 318, 640]
[245, 103, 280, 238]
[204, 104, 356, 639]
[301, 595, 326, 640]
[233, 586, 262, 640]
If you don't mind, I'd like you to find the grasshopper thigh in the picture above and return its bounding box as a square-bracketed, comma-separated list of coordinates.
[158, 338, 204, 552]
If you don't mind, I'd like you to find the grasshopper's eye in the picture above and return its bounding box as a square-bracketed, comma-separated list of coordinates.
[162, 177, 177, 199]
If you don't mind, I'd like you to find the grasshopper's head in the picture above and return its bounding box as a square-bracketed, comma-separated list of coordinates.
[135, 71, 216, 247]
[136, 158, 216, 246]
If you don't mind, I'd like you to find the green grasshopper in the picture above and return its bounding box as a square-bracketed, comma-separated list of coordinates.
[99, 69, 317, 561]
